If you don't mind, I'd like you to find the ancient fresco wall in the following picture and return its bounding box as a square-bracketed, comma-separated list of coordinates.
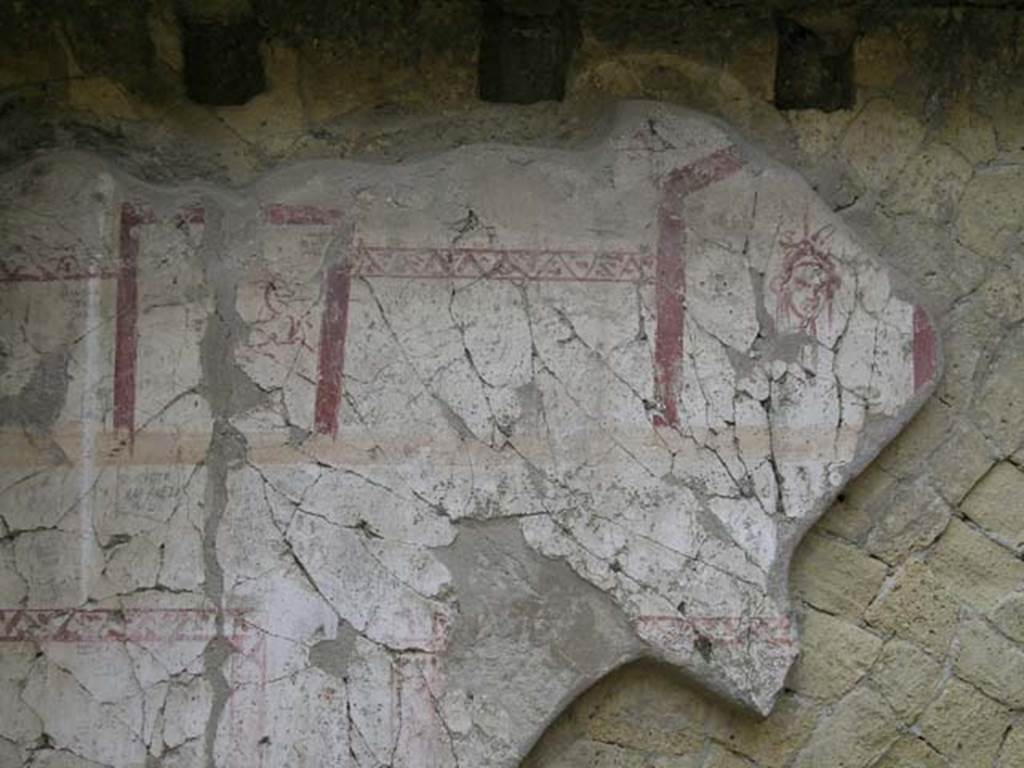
[0, 4, 1022, 768]
[0, 104, 940, 765]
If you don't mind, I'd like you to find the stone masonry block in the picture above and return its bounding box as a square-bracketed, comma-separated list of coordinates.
[840, 99, 925, 191]
[791, 687, 898, 768]
[992, 592, 1024, 645]
[787, 609, 882, 700]
[874, 737, 947, 768]
[1000, 725, 1024, 768]
[957, 166, 1024, 263]
[971, 325, 1024, 457]
[866, 639, 942, 723]
[864, 476, 952, 564]
[864, 560, 960, 655]
[791, 532, 888, 619]
[953, 618, 1024, 708]
[919, 678, 1013, 768]
[707, 693, 820, 768]
[928, 518, 1024, 612]
[961, 461, 1024, 552]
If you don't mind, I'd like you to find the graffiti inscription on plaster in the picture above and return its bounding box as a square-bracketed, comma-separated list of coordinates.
[0, 104, 939, 767]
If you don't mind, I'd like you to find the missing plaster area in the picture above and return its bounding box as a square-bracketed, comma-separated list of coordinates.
[774, 15, 854, 112]
[180, 12, 266, 106]
[478, 0, 580, 104]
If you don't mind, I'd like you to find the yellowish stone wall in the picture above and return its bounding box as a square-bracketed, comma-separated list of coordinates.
[2, 4, 1022, 766]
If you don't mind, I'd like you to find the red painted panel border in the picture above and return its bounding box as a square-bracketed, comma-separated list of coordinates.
[260, 149, 744, 435]
[263, 203, 343, 226]
[653, 205, 685, 427]
[653, 145, 745, 427]
[913, 304, 938, 393]
[113, 203, 149, 438]
[0, 607, 247, 643]
[314, 264, 352, 438]
[352, 246, 653, 283]
[0, 251, 119, 283]
[261, 204, 350, 438]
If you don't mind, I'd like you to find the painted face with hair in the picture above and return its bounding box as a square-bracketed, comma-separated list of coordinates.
[771, 227, 841, 335]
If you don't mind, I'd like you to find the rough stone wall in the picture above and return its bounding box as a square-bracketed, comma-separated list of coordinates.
[1, 2, 1022, 767]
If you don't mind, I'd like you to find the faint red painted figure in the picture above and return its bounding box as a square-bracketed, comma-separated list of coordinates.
[247, 276, 318, 359]
[771, 224, 842, 336]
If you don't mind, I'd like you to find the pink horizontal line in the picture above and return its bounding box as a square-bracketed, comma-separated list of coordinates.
[356, 271, 653, 283]
[352, 246, 654, 283]
[0, 269, 121, 283]
[638, 614, 791, 624]
[636, 613, 794, 647]
[0, 608, 245, 615]
[358, 245, 645, 258]
[0, 637, 231, 644]
[0, 608, 249, 643]
[1, 202, 205, 284]
[263, 204, 343, 226]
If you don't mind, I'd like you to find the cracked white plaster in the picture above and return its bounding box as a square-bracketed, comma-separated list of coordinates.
[0, 103, 938, 766]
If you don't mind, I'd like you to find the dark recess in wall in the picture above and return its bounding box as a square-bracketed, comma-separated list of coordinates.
[774, 15, 855, 112]
[478, 0, 580, 104]
[181, 14, 266, 106]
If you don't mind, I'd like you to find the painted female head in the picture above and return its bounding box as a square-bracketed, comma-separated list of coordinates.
[771, 225, 842, 335]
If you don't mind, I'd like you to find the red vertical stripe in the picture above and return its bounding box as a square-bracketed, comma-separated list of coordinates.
[913, 304, 937, 393]
[114, 203, 141, 439]
[314, 264, 352, 438]
[654, 205, 684, 427]
[652, 145, 745, 428]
